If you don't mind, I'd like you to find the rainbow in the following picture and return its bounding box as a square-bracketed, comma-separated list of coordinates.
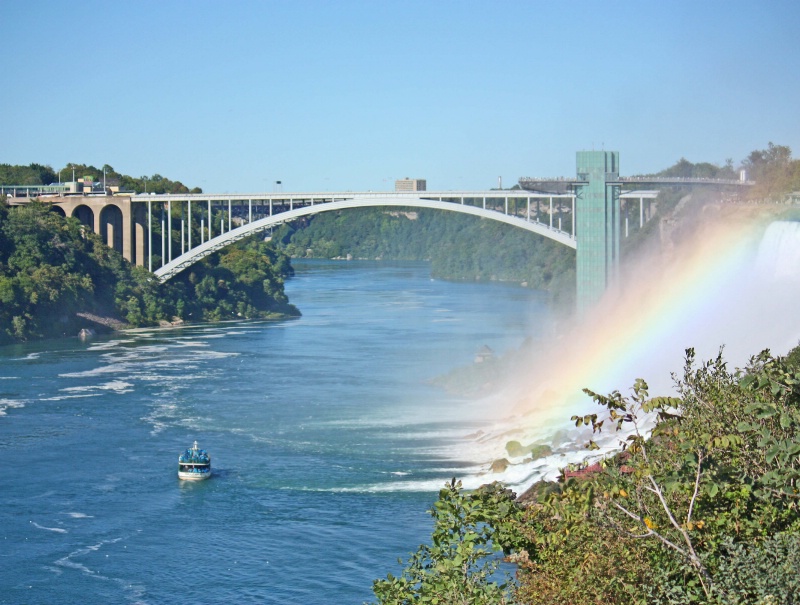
[467, 213, 800, 490]
[509, 214, 763, 425]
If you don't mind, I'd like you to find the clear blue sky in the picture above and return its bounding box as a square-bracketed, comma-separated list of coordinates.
[2, 0, 799, 193]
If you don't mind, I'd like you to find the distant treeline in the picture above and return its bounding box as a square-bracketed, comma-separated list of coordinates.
[648, 142, 800, 199]
[274, 207, 577, 308]
[0, 162, 200, 194]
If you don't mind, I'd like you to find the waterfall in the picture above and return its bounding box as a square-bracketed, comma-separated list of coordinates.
[755, 221, 800, 281]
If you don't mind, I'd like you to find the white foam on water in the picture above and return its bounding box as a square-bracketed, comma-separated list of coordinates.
[40, 394, 104, 401]
[59, 364, 132, 378]
[53, 533, 147, 605]
[59, 381, 134, 395]
[30, 521, 68, 534]
[86, 339, 137, 351]
[0, 398, 27, 416]
[145, 418, 170, 436]
[318, 474, 488, 493]
[63, 512, 94, 519]
[54, 537, 123, 580]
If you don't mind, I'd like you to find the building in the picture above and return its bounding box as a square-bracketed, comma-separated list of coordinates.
[395, 178, 426, 192]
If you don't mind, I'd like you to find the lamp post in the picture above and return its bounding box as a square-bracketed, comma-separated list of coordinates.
[143, 176, 148, 194]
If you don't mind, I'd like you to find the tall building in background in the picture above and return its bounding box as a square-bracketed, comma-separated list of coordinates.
[395, 178, 426, 192]
[574, 151, 621, 315]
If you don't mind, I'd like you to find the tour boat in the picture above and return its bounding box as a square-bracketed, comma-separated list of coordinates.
[178, 441, 211, 480]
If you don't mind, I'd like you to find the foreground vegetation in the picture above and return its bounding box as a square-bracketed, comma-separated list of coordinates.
[373, 345, 800, 604]
[0, 202, 298, 344]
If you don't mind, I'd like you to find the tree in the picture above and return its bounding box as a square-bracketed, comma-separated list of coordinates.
[742, 143, 800, 198]
[0, 163, 57, 186]
[372, 480, 524, 605]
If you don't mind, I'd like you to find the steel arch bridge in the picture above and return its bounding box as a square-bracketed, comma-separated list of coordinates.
[145, 192, 578, 281]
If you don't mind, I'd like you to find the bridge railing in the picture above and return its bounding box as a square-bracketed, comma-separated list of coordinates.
[618, 176, 755, 186]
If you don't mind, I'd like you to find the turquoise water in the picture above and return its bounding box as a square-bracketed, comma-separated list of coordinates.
[0, 260, 550, 604]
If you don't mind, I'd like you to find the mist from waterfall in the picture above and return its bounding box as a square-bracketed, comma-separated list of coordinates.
[466, 218, 800, 493]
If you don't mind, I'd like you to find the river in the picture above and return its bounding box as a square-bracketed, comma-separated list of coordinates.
[0, 260, 551, 604]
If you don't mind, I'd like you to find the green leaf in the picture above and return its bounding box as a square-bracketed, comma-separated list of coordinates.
[739, 374, 756, 389]
[766, 445, 781, 463]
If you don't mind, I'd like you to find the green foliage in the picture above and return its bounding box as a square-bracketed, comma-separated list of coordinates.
[169, 237, 299, 322]
[713, 533, 800, 604]
[656, 157, 738, 180]
[742, 143, 800, 199]
[0, 202, 297, 344]
[513, 499, 653, 605]
[523, 347, 800, 603]
[0, 163, 57, 186]
[372, 325, 800, 605]
[785, 342, 800, 369]
[372, 479, 524, 605]
[61, 164, 200, 194]
[633, 142, 800, 202]
[0, 201, 102, 341]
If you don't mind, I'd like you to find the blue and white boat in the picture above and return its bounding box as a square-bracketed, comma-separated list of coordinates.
[178, 441, 211, 480]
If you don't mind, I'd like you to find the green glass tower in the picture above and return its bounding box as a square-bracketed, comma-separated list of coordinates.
[574, 151, 620, 314]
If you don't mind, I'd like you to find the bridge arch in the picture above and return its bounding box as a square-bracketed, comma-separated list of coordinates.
[71, 205, 95, 231]
[133, 203, 148, 266]
[154, 196, 576, 281]
[99, 204, 124, 254]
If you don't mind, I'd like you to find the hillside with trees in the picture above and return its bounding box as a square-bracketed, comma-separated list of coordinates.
[274, 208, 577, 308]
[0, 201, 298, 345]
